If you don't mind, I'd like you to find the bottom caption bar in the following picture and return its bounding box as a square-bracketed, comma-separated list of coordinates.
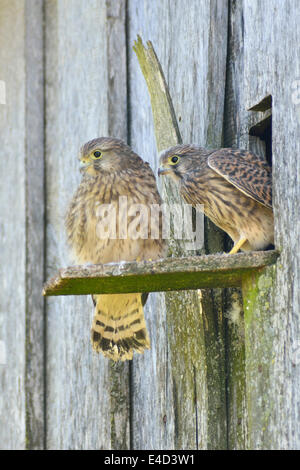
[101, 451, 200, 465]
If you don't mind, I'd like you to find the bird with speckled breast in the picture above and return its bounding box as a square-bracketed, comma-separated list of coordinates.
[66, 137, 166, 361]
[158, 145, 274, 253]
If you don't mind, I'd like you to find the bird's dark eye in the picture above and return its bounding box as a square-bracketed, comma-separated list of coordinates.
[93, 150, 102, 159]
[168, 155, 180, 165]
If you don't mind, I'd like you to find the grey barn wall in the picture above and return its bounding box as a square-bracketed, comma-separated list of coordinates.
[0, 0, 299, 450]
[246, 0, 300, 449]
[224, 0, 300, 449]
[0, 0, 27, 449]
[0, 0, 45, 449]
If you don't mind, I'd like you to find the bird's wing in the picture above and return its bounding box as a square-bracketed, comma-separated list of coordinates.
[208, 149, 272, 208]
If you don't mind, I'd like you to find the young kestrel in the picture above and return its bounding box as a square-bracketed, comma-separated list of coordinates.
[66, 137, 166, 361]
[158, 145, 273, 253]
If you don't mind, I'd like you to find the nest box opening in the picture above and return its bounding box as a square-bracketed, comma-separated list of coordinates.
[248, 95, 272, 166]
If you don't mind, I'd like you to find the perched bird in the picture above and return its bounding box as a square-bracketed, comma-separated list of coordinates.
[158, 145, 273, 253]
[66, 137, 166, 361]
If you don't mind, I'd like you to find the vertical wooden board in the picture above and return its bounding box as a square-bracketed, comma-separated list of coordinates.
[128, 0, 228, 449]
[105, 0, 130, 450]
[0, 0, 26, 449]
[45, 0, 128, 449]
[106, 0, 127, 139]
[257, 1, 300, 449]
[129, 292, 175, 449]
[224, 289, 247, 450]
[242, 266, 277, 449]
[24, 0, 45, 450]
[223, 0, 247, 449]
[228, 0, 300, 449]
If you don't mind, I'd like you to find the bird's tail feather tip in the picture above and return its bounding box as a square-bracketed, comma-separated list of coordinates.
[91, 293, 150, 361]
[91, 329, 150, 361]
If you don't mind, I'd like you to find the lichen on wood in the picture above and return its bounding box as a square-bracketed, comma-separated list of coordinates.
[132, 36, 182, 153]
[43, 251, 279, 297]
[242, 265, 277, 449]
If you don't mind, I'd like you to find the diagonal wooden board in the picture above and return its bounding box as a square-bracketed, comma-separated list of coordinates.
[43, 250, 279, 296]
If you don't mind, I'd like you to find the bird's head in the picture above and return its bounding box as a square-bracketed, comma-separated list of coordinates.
[158, 144, 205, 183]
[78, 137, 142, 176]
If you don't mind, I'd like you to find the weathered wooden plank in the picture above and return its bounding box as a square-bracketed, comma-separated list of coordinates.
[267, 1, 300, 449]
[226, 0, 300, 449]
[24, 0, 45, 450]
[43, 251, 279, 296]
[242, 265, 277, 449]
[132, 36, 182, 153]
[128, 0, 229, 449]
[222, 0, 248, 449]
[224, 287, 247, 449]
[45, 0, 128, 450]
[105, 0, 130, 451]
[0, 0, 45, 451]
[0, 0, 27, 450]
[244, 0, 300, 450]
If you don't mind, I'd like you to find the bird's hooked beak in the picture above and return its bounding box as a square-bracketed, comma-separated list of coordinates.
[79, 159, 91, 173]
[158, 167, 171, 177]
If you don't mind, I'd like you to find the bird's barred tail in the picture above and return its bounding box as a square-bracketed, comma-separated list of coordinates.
[91, 293, 150, 361]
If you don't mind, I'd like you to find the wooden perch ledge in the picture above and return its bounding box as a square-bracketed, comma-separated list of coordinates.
[43, 250, 279, 296]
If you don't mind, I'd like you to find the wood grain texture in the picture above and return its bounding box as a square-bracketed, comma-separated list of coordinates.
[226, 0, 300, 449]
[242, 266, 277, 449]
[45, 0, 128, 449]
[1, 0, 299, 451]
[128, 0, 229, 449]
[43, 251, 279, 296]
[24, 0, 45, 450]
[243, 0, 300, 449]
[132, 36, 182, 152]
[105, 0, 130, 451]
[0, 0, 45, 449]
[222, 0, 249, 449]
[0, 0, 26, 450]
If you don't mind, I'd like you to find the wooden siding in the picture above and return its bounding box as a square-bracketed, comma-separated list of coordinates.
[0, 0, 299, 450]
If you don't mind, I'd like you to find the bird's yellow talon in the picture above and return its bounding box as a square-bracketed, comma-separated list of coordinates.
[228, 237, 247, 254]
